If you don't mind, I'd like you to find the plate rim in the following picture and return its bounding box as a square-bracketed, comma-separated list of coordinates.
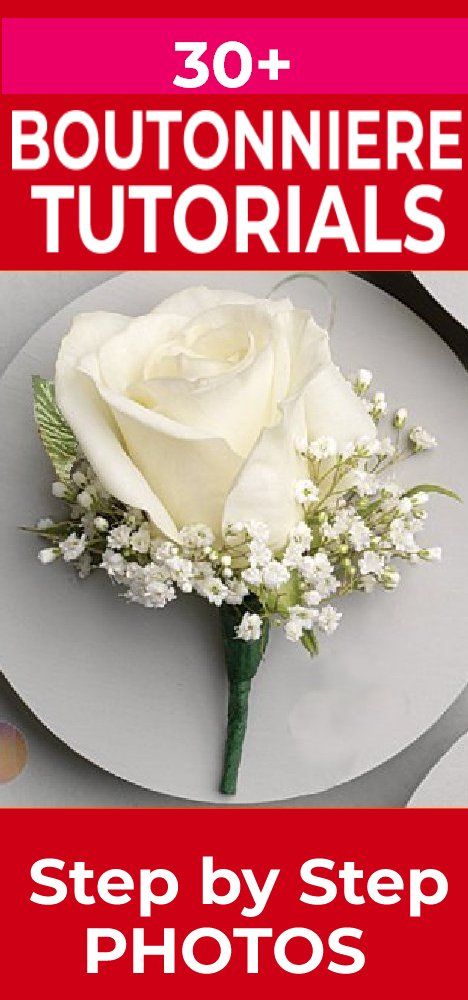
[1, 269, 468, 804]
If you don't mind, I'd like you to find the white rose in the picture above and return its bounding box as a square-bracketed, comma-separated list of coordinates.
[56, 286, 374, 549]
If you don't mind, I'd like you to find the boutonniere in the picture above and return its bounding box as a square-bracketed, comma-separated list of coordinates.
[28, 283, 458, 794]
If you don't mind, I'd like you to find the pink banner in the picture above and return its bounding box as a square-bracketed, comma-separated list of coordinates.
[3, 17, 468, 94]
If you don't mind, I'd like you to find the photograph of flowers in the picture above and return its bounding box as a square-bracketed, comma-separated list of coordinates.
[0, 271, 467, 805]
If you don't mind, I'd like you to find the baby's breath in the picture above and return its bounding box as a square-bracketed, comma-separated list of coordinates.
[32, 370, 451, 656]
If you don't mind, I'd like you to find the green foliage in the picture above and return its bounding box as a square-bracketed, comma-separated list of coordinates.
[32, 376, 79, 483]
[301, 629, 319, 657]
[403, 484, 462, 503]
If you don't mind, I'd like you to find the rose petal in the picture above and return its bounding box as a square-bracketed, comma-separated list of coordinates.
[223, 397, 308, 551]
[131, 304, 279, 457]
[81, 366, 244, 536]
[224, 315, 331, 549]
[306, 364, 376, 443]
[150, 285, 257, 320]
[56, 311, 179, 539]
[96, 312, 187, 391]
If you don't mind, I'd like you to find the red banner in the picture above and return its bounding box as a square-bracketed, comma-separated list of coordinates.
[1, 94, 467, 269]
[2, 808, 465, 996]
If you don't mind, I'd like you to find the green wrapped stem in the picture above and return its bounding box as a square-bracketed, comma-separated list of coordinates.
[220, 678, 253, 796]
[219, 597, 269, 795]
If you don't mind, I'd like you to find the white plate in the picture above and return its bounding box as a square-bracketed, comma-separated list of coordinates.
[413, 272, 468, 330]
[408, 733, 468, 807]
[1, 271, 468, 803]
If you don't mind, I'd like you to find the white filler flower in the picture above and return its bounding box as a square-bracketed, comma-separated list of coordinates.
[236, 612, 263, 642]
[409, 426, 437, 451]
[55, 287, 374, 551]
